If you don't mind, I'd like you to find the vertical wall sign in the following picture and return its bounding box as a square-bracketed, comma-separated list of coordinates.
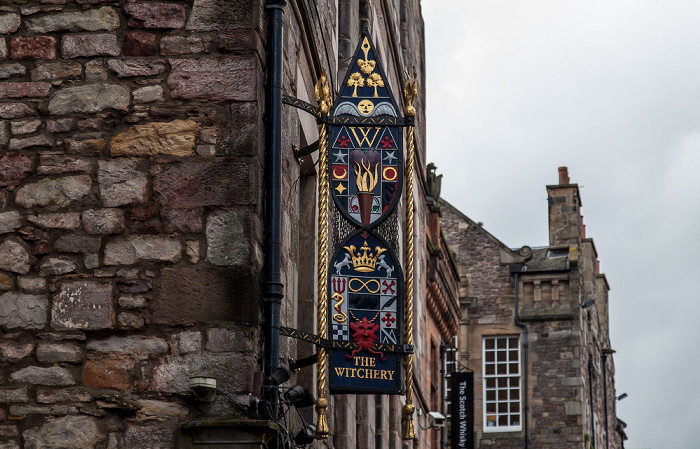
[450, 372, 475, 449]
[327, 30, 406, 395]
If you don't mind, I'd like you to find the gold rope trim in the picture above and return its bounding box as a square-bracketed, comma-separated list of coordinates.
[402, 68, 417, 440]
[314, 70, 332, 439]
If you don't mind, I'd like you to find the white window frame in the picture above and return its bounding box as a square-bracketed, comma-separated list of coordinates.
[482, 335, 522, 432]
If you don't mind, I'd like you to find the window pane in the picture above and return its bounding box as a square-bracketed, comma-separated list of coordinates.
[509, 337, 518, 348]
[509, 363, 519, 375]
[498, 416, 508, 426]
[497, 364, 507, 375]
[497, 338, 507, 349]
[510, 389, 520, 400]
[486, 390, 496, 401]
[510, 402, 519, 413]
[497, 351, 507, 362]
[486, 378, 496, 389]
[485, 351, 495, 362]
[509, 350, 518, 361]
[485, 364, 495, 375]
[509, 377, 519, 387]
[510, 416, 520, 427]
[498, 402, 508, 413]
[485, 339, 495, 350]
[498, 378, 507, 388]
[486, 403, 496, 413]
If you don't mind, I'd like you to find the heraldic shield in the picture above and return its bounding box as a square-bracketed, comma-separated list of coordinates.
[329, 32, 403, 229]
[328, 229, 404, 394]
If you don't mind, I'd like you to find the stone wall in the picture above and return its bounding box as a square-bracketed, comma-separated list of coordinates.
[0, 2, 269, 447]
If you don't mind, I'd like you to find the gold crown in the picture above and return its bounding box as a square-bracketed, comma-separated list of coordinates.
[343, 240, 387, 272]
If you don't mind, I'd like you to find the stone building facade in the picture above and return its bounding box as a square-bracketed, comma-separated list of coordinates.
[0, 1, 459, 448]
[441, 167, 625, 449]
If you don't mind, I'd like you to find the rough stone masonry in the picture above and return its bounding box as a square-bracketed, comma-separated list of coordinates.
[0, 2, 268, 447]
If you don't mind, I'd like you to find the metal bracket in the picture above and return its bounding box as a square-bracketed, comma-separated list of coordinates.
[280, 326, 413, 354]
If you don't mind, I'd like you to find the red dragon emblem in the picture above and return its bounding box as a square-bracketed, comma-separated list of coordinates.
[346, 315, 386, 361]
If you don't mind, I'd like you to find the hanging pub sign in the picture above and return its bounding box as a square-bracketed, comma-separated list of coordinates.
[450, 372, 474, 449]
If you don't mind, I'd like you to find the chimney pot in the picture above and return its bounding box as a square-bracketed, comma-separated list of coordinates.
[558, 166, 569, 185]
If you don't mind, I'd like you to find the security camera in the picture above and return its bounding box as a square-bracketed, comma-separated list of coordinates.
[428, 411, 446, 428]
[189, 377, 217, 402]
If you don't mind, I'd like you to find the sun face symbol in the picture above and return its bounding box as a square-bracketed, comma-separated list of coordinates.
[358, 100, 375, 115]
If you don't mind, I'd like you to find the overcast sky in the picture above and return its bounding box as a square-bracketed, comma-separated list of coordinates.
[423, 2, 700, 448]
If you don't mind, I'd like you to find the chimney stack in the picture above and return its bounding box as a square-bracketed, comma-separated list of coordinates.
[547, 167, 582, 246]
[558, 166, 570, 185]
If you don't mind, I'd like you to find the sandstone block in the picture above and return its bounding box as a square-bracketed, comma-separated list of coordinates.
[0, 273, 12, 290]
[51, 280, 113, 330]
[9, 134, 52, 150]
[187, 0, 263, 32]
[10, 37, 56, 60]
[82, 208, 125, 234]
[110, 119, 196, 157]
[15, 175, 91, 208]
[0, 424, 17, 438]
[124, 424, 174, 449]
[162, 208, 203, 233]
[0, 153, 33, 188]
[17, 277, 46, 293]
[186, 240, 200, 263]
[25, 7, 120, 33]
[97, 159, 147, 207]
[218, 29, 264, 55]
[178, 331, 201, 354]
[38, 155, 92, 175]
[0, 240, 30, 274]
[65, 138, 107, 155]
[0, 292, 47, 329]
[160, 35, 211, 55]
[31, 62, 82, 81]
[36, 389, 92, 404]
[132, 85, 164, 103]
[168, 56, 260, 101]
[206, 209, 262, 268]
[0, 14, 20, 34]
[39, 257, 77, 276]
[116, 279, 152, 294]
[10, 119, 40, 134]
[46, 118, 75, 133]
[134, 400, 188, 423]
[10, 366, 74, 386]
[54, 234, 101, 254]
[154, 159, 256, 207]
[28, 212, 80, 229]
[107, 58, 166, 77]
[0, 342, 33, 362]
[124, 3, 186, 29]
[23, 415, 99, 449]
[117, 312, 144, 329]
[0, 64, 27, 79]
[0, 211, 21, 234]
[48, 84, 129, 114]
[0, 103, 33, 119]
[0, 388, 28, 404]
[0, 82, 51, 98]
[118, 294, 146, 309]
[10, 404, 78, 417]
[86, 336, 168, 355]
[104, 235, 182, 265]
[152, 267, 258, 325]
[122, 31, 157, 57]
[150, 353, 255, 394]
[62, 33, 120, 58]
[206, 327, 255, 354]
[36, 342, 83, 363]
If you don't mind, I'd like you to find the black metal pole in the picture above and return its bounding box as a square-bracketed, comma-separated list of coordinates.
[263, 0, 286, 425]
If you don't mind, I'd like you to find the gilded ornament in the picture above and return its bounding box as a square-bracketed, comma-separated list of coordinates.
[403, 68, 418, 117]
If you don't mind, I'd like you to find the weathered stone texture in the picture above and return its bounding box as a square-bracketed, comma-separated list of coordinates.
[162, 208, 203, 233]
[39, 257, 77, 276]
[15, 175, 92, 208]
[87, 336, 168, 355]
[0, 14, 21, 34]
[132, 85, 164, 103]
[107, 59, 166, 77]
[0, 240, 31, 275]
[206, 209, 262, 268]
[9, 134, 52, 150]
[25, 7, 120, 33]
[123, 424, 174, 449]
[82, 208, 125, 234]
[124, 3, 186, 29]
[103, 235, 182, 265]
[10, 37, 57, 60]
[48, 84, 129, 115]
[150, 353, 255, 394]
[0, 212, 22, 234]
[17, 277, 46, 293]
[122, 31, 157, 57]
[31, 62, 83, 81]
[38, 155, 92, 175]
[51, 281, 114, 330]
[0, 103, 34, 119]
[10, 366, 74, 386]
[0, 64, 27, 79]
[168, 57, 260, 101]
[10, 119, 40, 135]
[82, 358, 134, 390]
[0, 388, 29, 403]
[97, 159, 148, 207]
[152, 267, 258, 325]
[116, 278, 152, 294]
[66, 138, 107, 155]
[54, 234, 101, 253]
[62, 34, 120, 58]
[118, 294, 146, 309]
[110, 120, 196, 157]
[0, 342, 33, 362]
[0, 82, 51, 99]
[160, 35, 211, 55]
[186, 0, 263, 31]
[23, 415, 100, 449]
[36, 342, 83, 363]
[28, 213, 81, 230]
[0, 153, 33, 188]
[36, 389, 92, 404]
[154, 159, 256, 208]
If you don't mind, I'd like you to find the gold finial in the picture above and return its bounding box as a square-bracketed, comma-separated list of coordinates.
[358, 37, 377, 75]
[315, 69, 333, 115]
[403, 67, 418, 117]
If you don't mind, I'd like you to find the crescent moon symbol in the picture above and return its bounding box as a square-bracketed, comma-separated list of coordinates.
[333, 166, 348, 179]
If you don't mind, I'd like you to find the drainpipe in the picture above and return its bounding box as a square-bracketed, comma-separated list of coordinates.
[263, 0, 286, 423]
[588, 357, 596, 449]
[510, 265, 529, 449]
[440, 342, 446, 449]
